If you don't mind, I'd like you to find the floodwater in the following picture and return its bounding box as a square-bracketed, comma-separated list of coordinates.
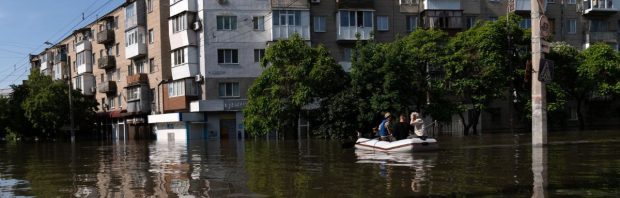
[1, 131, 620, 197]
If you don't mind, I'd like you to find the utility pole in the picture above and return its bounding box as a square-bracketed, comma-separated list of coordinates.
[66, 53, 75, 143]
[531, 0, 547, 146]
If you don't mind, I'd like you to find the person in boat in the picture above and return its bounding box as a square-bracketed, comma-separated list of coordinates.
[410, 112, 427, 140]
[378, 112, 395, 141]
[394, 114, 411, 140]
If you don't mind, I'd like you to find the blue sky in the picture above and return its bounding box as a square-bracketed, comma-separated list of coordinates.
[0, 0, 125, 89]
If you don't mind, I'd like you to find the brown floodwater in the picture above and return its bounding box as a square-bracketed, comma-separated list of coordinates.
[1, 130, 619, 197]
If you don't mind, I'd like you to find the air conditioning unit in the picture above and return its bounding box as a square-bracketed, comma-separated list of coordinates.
[193, 21, 202, 31]
[310, 0, 320, 3]
[195, 74, 203, 82]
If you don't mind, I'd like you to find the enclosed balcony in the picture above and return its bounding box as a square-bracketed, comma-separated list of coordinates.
[423, 0, 461, 10]
[54, 52, 67, 63]
[76, 40, 92, 53]
[125, 27, 147, 59]
[271, 10, 311, 41]
[514, 0, 531, 12]
[272, 0, 309, 9]
[337, 10, 374, 41]
[74, 74, 95, 96]
[53, 62, 67, 80]
[336, 0, 373, 9]
[169, 13, 198, 50]
[582, 0, 619, 15]
[76, 51, 93, 75]
[127, 73, 149, 86]
[124, 0, 146, 30]
[421, 10, 463, 31]
[98, 56, 116, 70]
[170, 0, 198, 17]
[585, 31, 617, 48]
[126, 84, 151, 114]
[97, 29, 115, 44]
[97, 81, 117, 94]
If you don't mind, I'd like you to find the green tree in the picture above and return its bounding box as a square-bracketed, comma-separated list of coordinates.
[546, 42, 581, 128]
[0, 96, 8, 138]
[444, 14, 528, 135]
[244, 34, 346, 137]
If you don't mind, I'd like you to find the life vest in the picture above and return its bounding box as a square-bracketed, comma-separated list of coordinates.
[378, 119, 388, 137]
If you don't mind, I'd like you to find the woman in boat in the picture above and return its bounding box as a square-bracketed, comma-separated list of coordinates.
[410, 112, 426, 140]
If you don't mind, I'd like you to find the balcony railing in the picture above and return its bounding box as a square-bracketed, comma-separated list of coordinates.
[127, 73, 149, 86]
[98, 56, 116, 70]
[97, 29, 115, 44]
[54, 53, 67, 62]
[423, 0, 461, 10]
[337, 26, 373, 40]
[272, 0, 310, 8]
[170, 0, 198, 17]
[582, 0, 620, 14]
[336, 0, 373, 8]
[586, 31, 617, 44]
[97, 81, 117, 94]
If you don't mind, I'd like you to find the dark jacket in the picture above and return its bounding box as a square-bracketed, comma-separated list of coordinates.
[394, 121, 411, 140]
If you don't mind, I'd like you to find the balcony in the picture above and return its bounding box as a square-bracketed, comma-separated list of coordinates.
[127, 73, 149, 86]
[98, 56, 116, 70]
[272, 25, 311, 41]
[170, 0, 198, 17]
[421, 10, 463, 30]
[74, 74, 95, 96]
[172, 62, 200, 80]
[513, 0, 531, 12]
[585, 31, 617, 48]
[125, 27, 147, 59]
[97, 81, 117, 94]
[582, 0, 620, 15]
[336, 10, 374, 41]
[97, 29, 115, 44]
[53, 62, 67, 80]
[271, 10, 311, 41]
[54, 53, 67, 62]
[124, 0, 146, 30]
[272, 0, 309, 9]
[423, 0, 461, 10]
[127, 85, 151, 114]
[336, 0, 373, 9]
[76, 40, 91, 53]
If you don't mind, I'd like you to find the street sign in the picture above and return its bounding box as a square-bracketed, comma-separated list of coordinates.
[538, 59, 554, 83]
[540, 15, 551, 38]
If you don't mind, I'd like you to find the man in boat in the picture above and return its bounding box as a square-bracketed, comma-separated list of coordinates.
[378, 112, 395, 141]
[410, 112, 427, 140]
[394, 114, 410, 140]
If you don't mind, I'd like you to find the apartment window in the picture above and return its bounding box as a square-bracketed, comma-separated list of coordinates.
[342, 48, 352, 62]
[172, 14, 187, 33]
[254, 49, 265, 63]
[568, 19, 577, 34]
[76, 52, 88, 66]
[377, 16, 389, 31]
[590, 20, 607, 32]
[92, 53, 96, 65]
[125, 30, 139, 47]
[466, 17, 476, 29]
[314, 16, 326, 32]
[218, 82, 240, 97]
[217, 16, 237, 30]
[172, 48, 186, 66]
[149, 58, 156, 73]
[136, 60, 146, 74]
[128, 64, 134, 75]
[218, 49, 239, 64]
[116, 68, 121, 80]
[520, 19, 532, 29]
[340, 10, 373, 28]
[117, 96, 122, 108]
[168, 79, 185, 97]
[406, 16, 417, 32]
[127, 86, 140, 101]
[115, 43, 120, 56]
[147, 0, 153, 13]
[75, 76, 82, 90]
[489, 17, 498, 22]
[401, 0, 419, 4]
[148, 29, 154, 44]
[253, 16, 265, 31]
[273, 10, 302, 26]
[114, 16, 119, 29]
[567, 0, 576, 4]
[125, 2, 136, 26]
[107, 96, 116, 109]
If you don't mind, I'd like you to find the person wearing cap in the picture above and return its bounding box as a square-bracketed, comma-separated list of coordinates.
[378, 112, 394, 141]
[410, 112, 426, 140]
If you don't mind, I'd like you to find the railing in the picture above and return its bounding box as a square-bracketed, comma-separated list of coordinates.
[98, 56, 116, 70]
[127, 73, 148, 86]
[97, 29, 115, 44]
[587, 31, 617, 43]
[97, 81, 117, 93]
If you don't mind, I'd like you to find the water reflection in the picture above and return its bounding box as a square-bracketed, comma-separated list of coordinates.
[531, 146, 548, 198]
[355, 150, 437, 193]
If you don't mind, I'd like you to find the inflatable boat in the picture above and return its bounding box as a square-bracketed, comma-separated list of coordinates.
[355, 137, 439, 152]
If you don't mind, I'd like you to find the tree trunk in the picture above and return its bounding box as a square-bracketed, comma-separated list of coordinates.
[458, 112, 471, 136]
[471, 109, 480, 135]
[577, 98, 585, 131]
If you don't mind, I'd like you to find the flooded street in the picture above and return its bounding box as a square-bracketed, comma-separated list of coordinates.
[1, 131, 620, 197]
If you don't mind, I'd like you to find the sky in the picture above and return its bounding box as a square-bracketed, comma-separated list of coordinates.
[0, 0, 125, 89]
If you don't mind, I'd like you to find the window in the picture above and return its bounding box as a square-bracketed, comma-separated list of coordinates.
[406, 16, 417, 32]
[125, 2, 136, 27]
[147, 0, 153, 13]
[567, 0, 576, 4]
[168, 79, 198, 97]
[489, 17, 498, 22]
[568, 19, 577, 34]
[339, 11, 373, 28]
[148, 29, 154, 44]
[254, 49, 265, 63]
[76, 52, 88, 66]
[218, 82, 240, 97]
[466, 17, 476, 29]
[342, 48, 352, 62]
[377, 16, 389, 31]
[217, 16, 237, 30]
[128, 64, 134, 75]
[117, 96, 121, 108]
[136, 60, 145, 74]
[172, 14, 187, 33]
[149, 58, 155, 73]
[590, 20, 607, 32]
[116, 68, 121, 80]
[253, 16, 265, 31]
[125, 29, 139, 47]
[75, 76, 82, 90]
[107, 96, 116, 109]
[127, 86, 140, 100]
[114, 16, 119, 29]
[115, 43, 120, 56]
[314, 16, 326, 32]
[400, 0, 418, 4]
[218, 49, 239, 64]
[519, 18, 532, 29]
[172, 48, 186, 66]
[273, 10, 302, 26]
